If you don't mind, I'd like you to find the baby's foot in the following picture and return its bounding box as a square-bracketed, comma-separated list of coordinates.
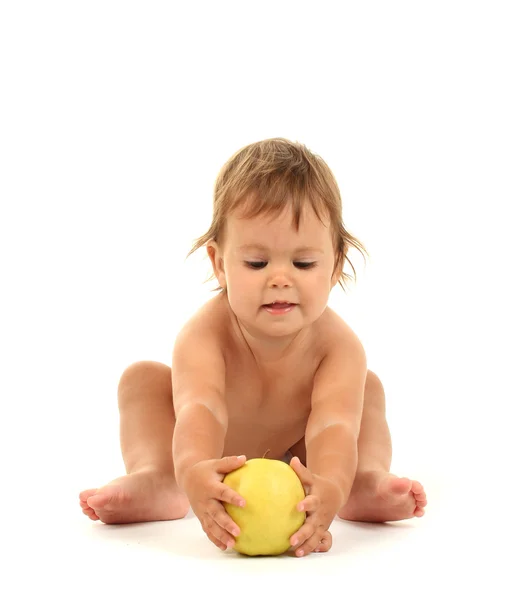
[79, 468, 190, 524]
[338, 471, 427, 523]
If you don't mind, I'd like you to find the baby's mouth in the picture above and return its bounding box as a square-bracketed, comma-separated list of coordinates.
[263, 302, 296, 308]
[262, 302, 298, 315]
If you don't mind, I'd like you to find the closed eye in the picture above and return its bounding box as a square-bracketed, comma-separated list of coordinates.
[244, 261, 317, 270]
[245, 261, 267, 269]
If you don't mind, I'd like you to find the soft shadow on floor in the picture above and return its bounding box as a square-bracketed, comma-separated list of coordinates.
[83, 509, 419, 564]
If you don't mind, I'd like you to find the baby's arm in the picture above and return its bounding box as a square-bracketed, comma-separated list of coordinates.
[304, 334, 367, 505]
[171, 323, 247, 551]
[171, 323, 228, 490]
[286, 335, 367, 557]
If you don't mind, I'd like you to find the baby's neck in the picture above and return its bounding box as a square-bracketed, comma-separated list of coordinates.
[234, 317, 311, 366]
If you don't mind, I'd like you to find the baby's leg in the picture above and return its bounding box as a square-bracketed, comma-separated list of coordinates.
[79, 361, 189, 524]
[337, 370, 427, 522]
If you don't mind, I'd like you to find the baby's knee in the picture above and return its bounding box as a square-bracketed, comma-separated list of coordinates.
[365, 370, 384, 394]
[118, 360, 172, 392]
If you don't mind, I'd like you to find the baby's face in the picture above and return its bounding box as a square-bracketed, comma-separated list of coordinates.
[216, 203, 339, 338]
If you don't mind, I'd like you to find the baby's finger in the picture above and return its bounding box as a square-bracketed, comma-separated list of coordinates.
[203, 513, 236, 549]
[296, 540, 317, 557]
[208, 500, 241, 538]
[294, 528, 327, 557]
[205, 529, 227, 551]
[214, 481, 246, 508]
[216, 454, 247, 475]
[289, 520, 315, 550]
[297, 494, 320, 513]
[290, 456, 314, 488]
[314, 531, 333, 553]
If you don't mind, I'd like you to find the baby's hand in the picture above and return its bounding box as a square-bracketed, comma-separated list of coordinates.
[183, 455, 247, 551]
[289, 456, 343, 557]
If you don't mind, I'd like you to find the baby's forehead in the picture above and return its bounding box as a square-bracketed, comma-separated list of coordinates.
[225, 205, 331, 250]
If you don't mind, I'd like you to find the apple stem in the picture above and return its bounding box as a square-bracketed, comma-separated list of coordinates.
[263, 448, 271, 459]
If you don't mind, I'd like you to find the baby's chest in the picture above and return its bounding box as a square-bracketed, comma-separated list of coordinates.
[224, 364, 314, 428]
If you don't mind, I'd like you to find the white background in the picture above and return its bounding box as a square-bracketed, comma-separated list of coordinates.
[1, 1, 511, 598]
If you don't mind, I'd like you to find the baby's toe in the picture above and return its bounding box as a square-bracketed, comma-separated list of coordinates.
[86, 485, 124, 510]
[82, 506, 100, 521]
[411, 480, 424, 495]
[412, 481, 428, 506]
[79, 488, 98, 504]
[80, 489, 102, 519]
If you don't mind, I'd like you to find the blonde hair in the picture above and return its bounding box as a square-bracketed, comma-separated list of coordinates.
[187, 137, 369, 292]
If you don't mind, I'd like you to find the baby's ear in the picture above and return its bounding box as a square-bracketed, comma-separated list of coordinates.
[207, 241, 227, 288]
[331, 256, 343, 288]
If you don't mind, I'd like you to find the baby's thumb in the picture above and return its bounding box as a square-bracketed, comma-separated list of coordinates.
[216, 455, 246, 474]
[290, 456, 313, 488]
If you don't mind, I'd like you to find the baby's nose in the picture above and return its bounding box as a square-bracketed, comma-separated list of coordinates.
[269, 272, 293, 287]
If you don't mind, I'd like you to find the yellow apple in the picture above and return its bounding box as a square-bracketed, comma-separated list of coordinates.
[222, 457, 306, 556]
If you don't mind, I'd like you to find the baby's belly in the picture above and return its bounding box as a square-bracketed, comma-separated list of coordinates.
[222, 419, 306, 462]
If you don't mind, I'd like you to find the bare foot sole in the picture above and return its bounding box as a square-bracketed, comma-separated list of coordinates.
[337, 471, 427, 523]
[79, 468, 190, 524]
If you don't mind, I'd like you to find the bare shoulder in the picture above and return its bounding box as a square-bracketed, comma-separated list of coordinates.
[307, 309, 367, 440]
[313, 306, 366, 360]
[171, 293, 230, 419]
[172, 293, 233, 372]
[174, 293, 230, 341]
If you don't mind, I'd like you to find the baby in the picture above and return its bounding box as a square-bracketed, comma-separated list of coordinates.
[79, 138, 427, 557]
